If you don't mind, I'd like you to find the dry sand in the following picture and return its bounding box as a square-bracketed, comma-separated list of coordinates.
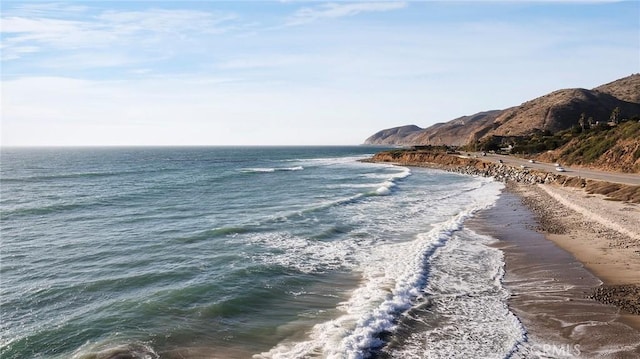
[536, 184, 640, 285]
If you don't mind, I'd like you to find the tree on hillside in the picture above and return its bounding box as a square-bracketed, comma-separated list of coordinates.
[477, 136, 501, 152]
[578, 113, 589, 130]
[610, 107, 621, 124]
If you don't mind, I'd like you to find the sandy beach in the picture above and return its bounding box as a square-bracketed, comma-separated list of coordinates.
[470, 181, 640, 357]
[368, 150, 640, 355]
[516, 183, 640, 309]
[535, 184, 640, 284]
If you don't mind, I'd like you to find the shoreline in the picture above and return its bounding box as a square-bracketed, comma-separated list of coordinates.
[505, 182, 640, 331]
[468, 185, 640, 357]
[365, 150, 640, 202]
[366, 153, 639, 293]
[366, 153, 640, 352]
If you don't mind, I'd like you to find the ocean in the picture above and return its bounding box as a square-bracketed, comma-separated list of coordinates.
[1, 146, 526, 359]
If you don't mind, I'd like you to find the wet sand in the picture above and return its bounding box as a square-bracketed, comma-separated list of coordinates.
[469, 183, 640, 358]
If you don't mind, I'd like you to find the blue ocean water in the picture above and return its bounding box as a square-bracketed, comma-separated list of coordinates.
[0, 146, 524, 358]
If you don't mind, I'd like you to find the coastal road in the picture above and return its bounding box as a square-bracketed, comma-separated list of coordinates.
[463, 153, 640, 186]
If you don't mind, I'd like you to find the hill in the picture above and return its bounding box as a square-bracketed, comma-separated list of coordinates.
[364, 74, 640, 147]
[535, 120, 640, 173]
[404, 110, 502, 146]
[486, 87, 640, 137]
[363, 125, 423, 145]
[594, 73, 640, 103]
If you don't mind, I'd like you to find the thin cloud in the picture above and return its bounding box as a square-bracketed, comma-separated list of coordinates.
[96, 9, 237, 35]
[1, 7, 237, 61]
[1, 44, 40, 61]
[286, 2, 407, 26]
[6, 2, 90, 18]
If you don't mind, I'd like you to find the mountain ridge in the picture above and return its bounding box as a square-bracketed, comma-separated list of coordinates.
[364, 74, 640, 147]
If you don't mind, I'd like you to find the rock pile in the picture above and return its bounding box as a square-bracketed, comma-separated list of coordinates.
[367, 150, 640, 203]
[368, 151, 559, 185]
[590, 285, 640, 315]
[445, 163, 559, 184]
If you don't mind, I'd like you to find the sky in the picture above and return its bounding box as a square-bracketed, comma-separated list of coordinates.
[1, 1, 639, 146]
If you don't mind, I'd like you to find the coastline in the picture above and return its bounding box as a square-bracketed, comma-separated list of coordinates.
[365, 152, 640, 354]
[468, 185, 640, 357]
[364, 150, 640, 202]
[504, 182, 640, 330]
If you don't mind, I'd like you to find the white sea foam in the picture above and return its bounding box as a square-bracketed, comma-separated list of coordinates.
[261, 166, 412, 224]
[329, 183, 390, 189]
[326, 167, 411, 193]
[415, 229, 527, 359]
[256, 180, 513, 359]
[364, 166, 411, 178]
[242, 166, 304, 173]
[293, 155, 372, 167]
[371, 167, 410, 196]
[246, 231, 359, 274]
[374, 180, 395, 196]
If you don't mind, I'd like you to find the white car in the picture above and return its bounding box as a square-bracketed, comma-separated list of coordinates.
[556, 166, 566, 172]
[528, 159, 535, 163]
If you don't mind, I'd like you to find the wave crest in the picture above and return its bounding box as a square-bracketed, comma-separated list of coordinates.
[241, 166, 304, 173]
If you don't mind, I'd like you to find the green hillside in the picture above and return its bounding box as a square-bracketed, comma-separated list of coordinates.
[534, 119, 640, 173]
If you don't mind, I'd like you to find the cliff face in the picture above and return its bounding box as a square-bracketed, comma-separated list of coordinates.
[364, 74, 640, 146]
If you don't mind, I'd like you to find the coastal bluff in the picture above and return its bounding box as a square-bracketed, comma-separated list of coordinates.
[366, 150, 640, 203]
[367, 150, 558, 184]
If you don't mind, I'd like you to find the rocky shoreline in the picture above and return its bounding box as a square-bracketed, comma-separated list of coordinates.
[366, 150, 640, 203]
[590, 285, 640, 315]
[365, 150, 559, 183]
